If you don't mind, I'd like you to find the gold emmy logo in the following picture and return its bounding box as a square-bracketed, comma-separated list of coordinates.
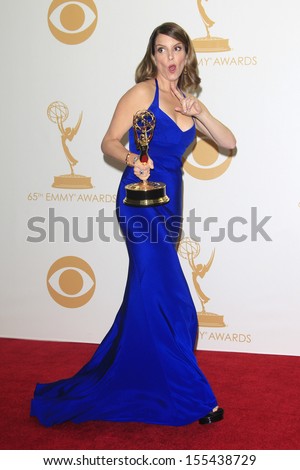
[48, 0, 98, 45]
[47, 101, 93, 189]
[193, 0, 231, 52]
[47, 256, 96, 308]
[179, 237, 226, 327]
[184, 136, 233, 180]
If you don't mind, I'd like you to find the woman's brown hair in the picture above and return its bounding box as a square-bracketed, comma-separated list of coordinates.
[135, 22, 201, 93]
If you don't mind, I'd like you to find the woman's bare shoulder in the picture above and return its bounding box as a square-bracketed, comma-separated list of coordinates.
[120, 80, 155, 108]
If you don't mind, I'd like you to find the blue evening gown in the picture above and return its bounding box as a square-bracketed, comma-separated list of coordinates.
[30, 80, 218, 426]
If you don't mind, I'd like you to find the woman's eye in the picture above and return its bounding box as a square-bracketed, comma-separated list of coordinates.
[157, 47, 165, 53]
[175, 46, 182, 52]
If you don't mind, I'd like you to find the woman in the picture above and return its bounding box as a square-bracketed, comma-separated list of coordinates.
[31, 22, 236, 427]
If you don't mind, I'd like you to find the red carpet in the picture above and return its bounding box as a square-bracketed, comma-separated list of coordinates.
[0, 338, 299, 450]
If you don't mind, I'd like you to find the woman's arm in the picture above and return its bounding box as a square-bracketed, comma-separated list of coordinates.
[170, 82, 236, 150]
[192, 101, 236, 150]
[101, 82, 154, 179]
[101, 86, 138, 165]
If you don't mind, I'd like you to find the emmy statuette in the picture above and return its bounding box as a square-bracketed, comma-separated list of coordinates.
[47, 101, 93, 189]
[193, 0, 231, 53]
[123, 110, 169, 207]
[179, 238, 226, 328]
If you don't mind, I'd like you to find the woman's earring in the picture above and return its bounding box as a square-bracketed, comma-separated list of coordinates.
[183, 66, 188, 75]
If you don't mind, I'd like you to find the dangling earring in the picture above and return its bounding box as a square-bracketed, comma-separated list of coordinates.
[183, 66, 187, 75]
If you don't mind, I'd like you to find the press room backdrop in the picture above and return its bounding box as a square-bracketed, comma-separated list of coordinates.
[1, 1, 299, 355]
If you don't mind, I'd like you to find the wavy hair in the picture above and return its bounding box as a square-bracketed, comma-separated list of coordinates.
[135, 22, 200, 93]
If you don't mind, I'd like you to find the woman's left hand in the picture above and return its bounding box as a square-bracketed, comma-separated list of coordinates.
[170, 81, 236, 150]
[170, 81, 205, 118]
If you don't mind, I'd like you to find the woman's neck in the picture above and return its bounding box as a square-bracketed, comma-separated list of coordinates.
[155, 76, 179, 94]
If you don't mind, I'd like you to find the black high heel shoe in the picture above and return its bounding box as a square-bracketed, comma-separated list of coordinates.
[199, 407, 224, 424]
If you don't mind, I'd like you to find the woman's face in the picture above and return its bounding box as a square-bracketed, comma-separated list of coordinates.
[153, 33, 187, 82]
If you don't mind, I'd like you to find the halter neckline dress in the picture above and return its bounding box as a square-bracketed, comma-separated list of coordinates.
[30, 79, 218, 427]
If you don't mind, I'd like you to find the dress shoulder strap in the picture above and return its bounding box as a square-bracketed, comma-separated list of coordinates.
[152, 79, 159, 107]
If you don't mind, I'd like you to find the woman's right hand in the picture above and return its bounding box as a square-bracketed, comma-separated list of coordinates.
[133, 156, 154, 181]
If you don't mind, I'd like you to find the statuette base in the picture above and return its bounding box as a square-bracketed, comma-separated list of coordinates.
[124, 181, 169, 207]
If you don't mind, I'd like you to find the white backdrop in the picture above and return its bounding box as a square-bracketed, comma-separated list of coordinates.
[1, 0, 299, 355]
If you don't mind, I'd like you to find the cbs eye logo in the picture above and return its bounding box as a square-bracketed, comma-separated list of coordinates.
[47, 256, 96, 308]
[48, 0, 98, 45]
[184, 137, 233, 180]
